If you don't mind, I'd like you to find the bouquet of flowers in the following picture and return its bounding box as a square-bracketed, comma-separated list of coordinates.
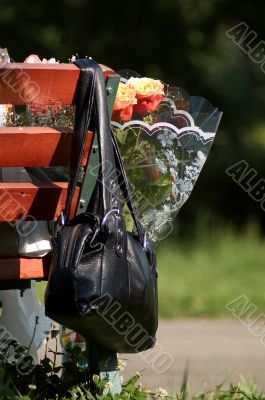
[111, 72, 222, 242]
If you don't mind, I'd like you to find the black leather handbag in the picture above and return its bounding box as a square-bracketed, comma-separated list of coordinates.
[45, 59, 158, 353]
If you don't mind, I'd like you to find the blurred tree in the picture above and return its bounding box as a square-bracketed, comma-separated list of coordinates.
[1, 0, 265, 233]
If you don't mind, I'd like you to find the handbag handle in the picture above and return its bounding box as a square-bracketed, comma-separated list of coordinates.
[65, 58, 146, 246]
[65, 58, 119, 221]
[91, 62, 147, 245]
[111, 131, 146, 245]
[64, 59, 96, 222]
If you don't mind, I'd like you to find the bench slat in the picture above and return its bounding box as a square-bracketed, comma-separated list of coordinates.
[0, 64, 80, 105]
[0, 127, 93, 167]
[0, 63, 115, 105]
[0, 257, 48, 279]
[0, 182, 79, 220]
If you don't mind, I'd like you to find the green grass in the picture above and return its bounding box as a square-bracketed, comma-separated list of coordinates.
[35, 280, 46, 304]
[157, 223, 265, 317]
[36, 223, 265, 318]
[1, 360, 264, 400]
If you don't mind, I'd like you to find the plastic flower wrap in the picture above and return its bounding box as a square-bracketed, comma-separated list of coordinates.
[111, 72, 222, 242]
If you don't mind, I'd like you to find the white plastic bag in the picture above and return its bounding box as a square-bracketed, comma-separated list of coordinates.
[0, 48, 54, 364]
[0, 282, 54, 361]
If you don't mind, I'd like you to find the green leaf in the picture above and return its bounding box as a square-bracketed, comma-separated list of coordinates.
[124, 383, 136, 394]
[149, 173, 172, 187]
[114, 128, 127, 145]
[97, 379, 108, 389]
[134, 389, 148, 400]
[0, 386, 17, 398]
[96, 394, 106, 400]
[93, 374, 100, 385]
[135, 176, 172, 209]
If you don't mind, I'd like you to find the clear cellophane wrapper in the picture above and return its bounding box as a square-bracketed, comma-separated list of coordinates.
[111, 72, 222, 242]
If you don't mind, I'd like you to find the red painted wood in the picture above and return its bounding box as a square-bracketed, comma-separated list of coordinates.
[0, 182, 79, 221]
[0, 257, 49, 279]
[0, 127, 93, 167]
[0, 63, 115, 105]
[0, 64, 80, 105]
[0, 63, 115, 282]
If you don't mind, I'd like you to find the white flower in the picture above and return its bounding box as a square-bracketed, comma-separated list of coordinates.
[117, 358, 127, 371]
[144, 388, 152, 394]
[154, 387, 168, 398]
[105, 381, 114, 389]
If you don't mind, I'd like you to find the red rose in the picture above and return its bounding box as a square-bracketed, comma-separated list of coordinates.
[128, 77, 164, 116]
[132, 93, 164, 115]
[112, 104, 134, 123]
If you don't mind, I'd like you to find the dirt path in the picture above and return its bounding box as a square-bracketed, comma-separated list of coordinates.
[123, 319, 265, 393]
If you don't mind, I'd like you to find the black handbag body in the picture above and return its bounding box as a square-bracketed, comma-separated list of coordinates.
[45, 59, 158, 353]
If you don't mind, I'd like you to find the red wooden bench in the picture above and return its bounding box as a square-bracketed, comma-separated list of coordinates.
[0, 62, 117, 286]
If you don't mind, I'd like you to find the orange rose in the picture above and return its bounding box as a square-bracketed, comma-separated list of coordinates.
[128, 77, 164, 116]
[112, 82, 136, 122]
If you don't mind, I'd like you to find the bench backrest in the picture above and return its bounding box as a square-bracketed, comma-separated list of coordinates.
[0, 62, 118, 285]
[0, 63, 114, 221]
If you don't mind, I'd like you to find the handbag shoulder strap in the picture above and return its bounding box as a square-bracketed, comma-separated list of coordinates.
[92, 65, 146, 245]
[65, 58, 121, 222]
[65, 58, 147, 246]
[64, 59, 96, 222]
[111, 131, 146, 244]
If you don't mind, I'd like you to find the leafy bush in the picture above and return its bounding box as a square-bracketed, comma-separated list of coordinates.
[0, 344, 264, 400]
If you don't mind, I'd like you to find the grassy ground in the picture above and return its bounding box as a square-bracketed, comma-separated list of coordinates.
[157, 223, 265, 317]
[36, 223, 265, 318]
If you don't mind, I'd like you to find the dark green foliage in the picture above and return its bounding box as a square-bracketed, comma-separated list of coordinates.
[0, 0, 264, 233]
